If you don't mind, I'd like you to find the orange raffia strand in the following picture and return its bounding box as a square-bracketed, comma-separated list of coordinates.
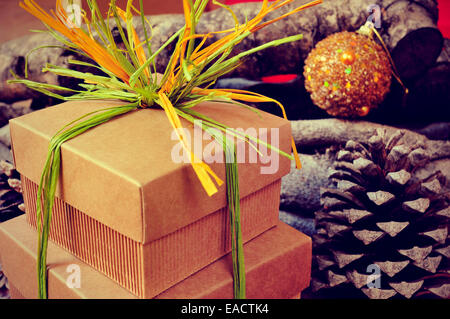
[252, 0, 323, 32]
[20, 0, 130, 84]
[189, 0, 321, 65]
[157, 91, 224, 196]
[192, 87, 302, 169]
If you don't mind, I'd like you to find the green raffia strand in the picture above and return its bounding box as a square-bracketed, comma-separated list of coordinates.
[225, 147, 246, 299]
[35, 103, 138, 298]
[8, 0, 317, 299]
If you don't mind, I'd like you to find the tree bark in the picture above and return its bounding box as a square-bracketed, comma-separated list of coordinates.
[0, 0, 442, 103]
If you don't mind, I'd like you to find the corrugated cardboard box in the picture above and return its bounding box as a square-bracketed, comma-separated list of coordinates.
[0, 216, 312, 299]
[9, 99, 293, 297]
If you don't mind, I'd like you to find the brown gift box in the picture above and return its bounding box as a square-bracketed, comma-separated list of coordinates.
[0, 215, 312, 299]
[9, 99, 293, 298]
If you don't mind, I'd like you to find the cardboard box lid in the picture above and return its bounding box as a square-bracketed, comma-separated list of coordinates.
[0, 215, 312, 299]
[9, 100, 292, 243]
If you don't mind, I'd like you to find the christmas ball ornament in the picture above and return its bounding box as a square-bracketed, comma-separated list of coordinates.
[304, 29, 392, 118]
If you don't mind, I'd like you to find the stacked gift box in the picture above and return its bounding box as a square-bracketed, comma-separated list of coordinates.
[0, 99, 311, 299]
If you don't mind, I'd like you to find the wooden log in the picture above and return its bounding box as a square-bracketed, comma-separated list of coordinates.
[290, 119, 450, 161]
[0, 0, 442, 104]
[381, 0, 443, 79]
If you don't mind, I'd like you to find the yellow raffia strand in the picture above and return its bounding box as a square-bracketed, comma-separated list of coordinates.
[158, 91, 223, 196]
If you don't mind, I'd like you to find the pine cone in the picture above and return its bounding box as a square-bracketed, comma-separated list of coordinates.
[0, 160, 24, 222]
[310, 129, 450, 299]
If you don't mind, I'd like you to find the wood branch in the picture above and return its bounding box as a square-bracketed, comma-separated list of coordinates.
[353, 230, 385, 245]
[290, 119, 450, 161]
[398, 246, 432, 262]
[0, 0, 442, 105]
[376, 260, 410, 277]
[389, 280, 424, 298]
[361, 287, 397, 299]
[367, 191, 396, 206]
[402, 198, 430, 213]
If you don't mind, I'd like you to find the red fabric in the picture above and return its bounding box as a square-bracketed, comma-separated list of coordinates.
[438, 0, 450, 38]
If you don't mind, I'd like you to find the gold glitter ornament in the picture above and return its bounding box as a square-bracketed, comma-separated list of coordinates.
[304, 26, 392, 118]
